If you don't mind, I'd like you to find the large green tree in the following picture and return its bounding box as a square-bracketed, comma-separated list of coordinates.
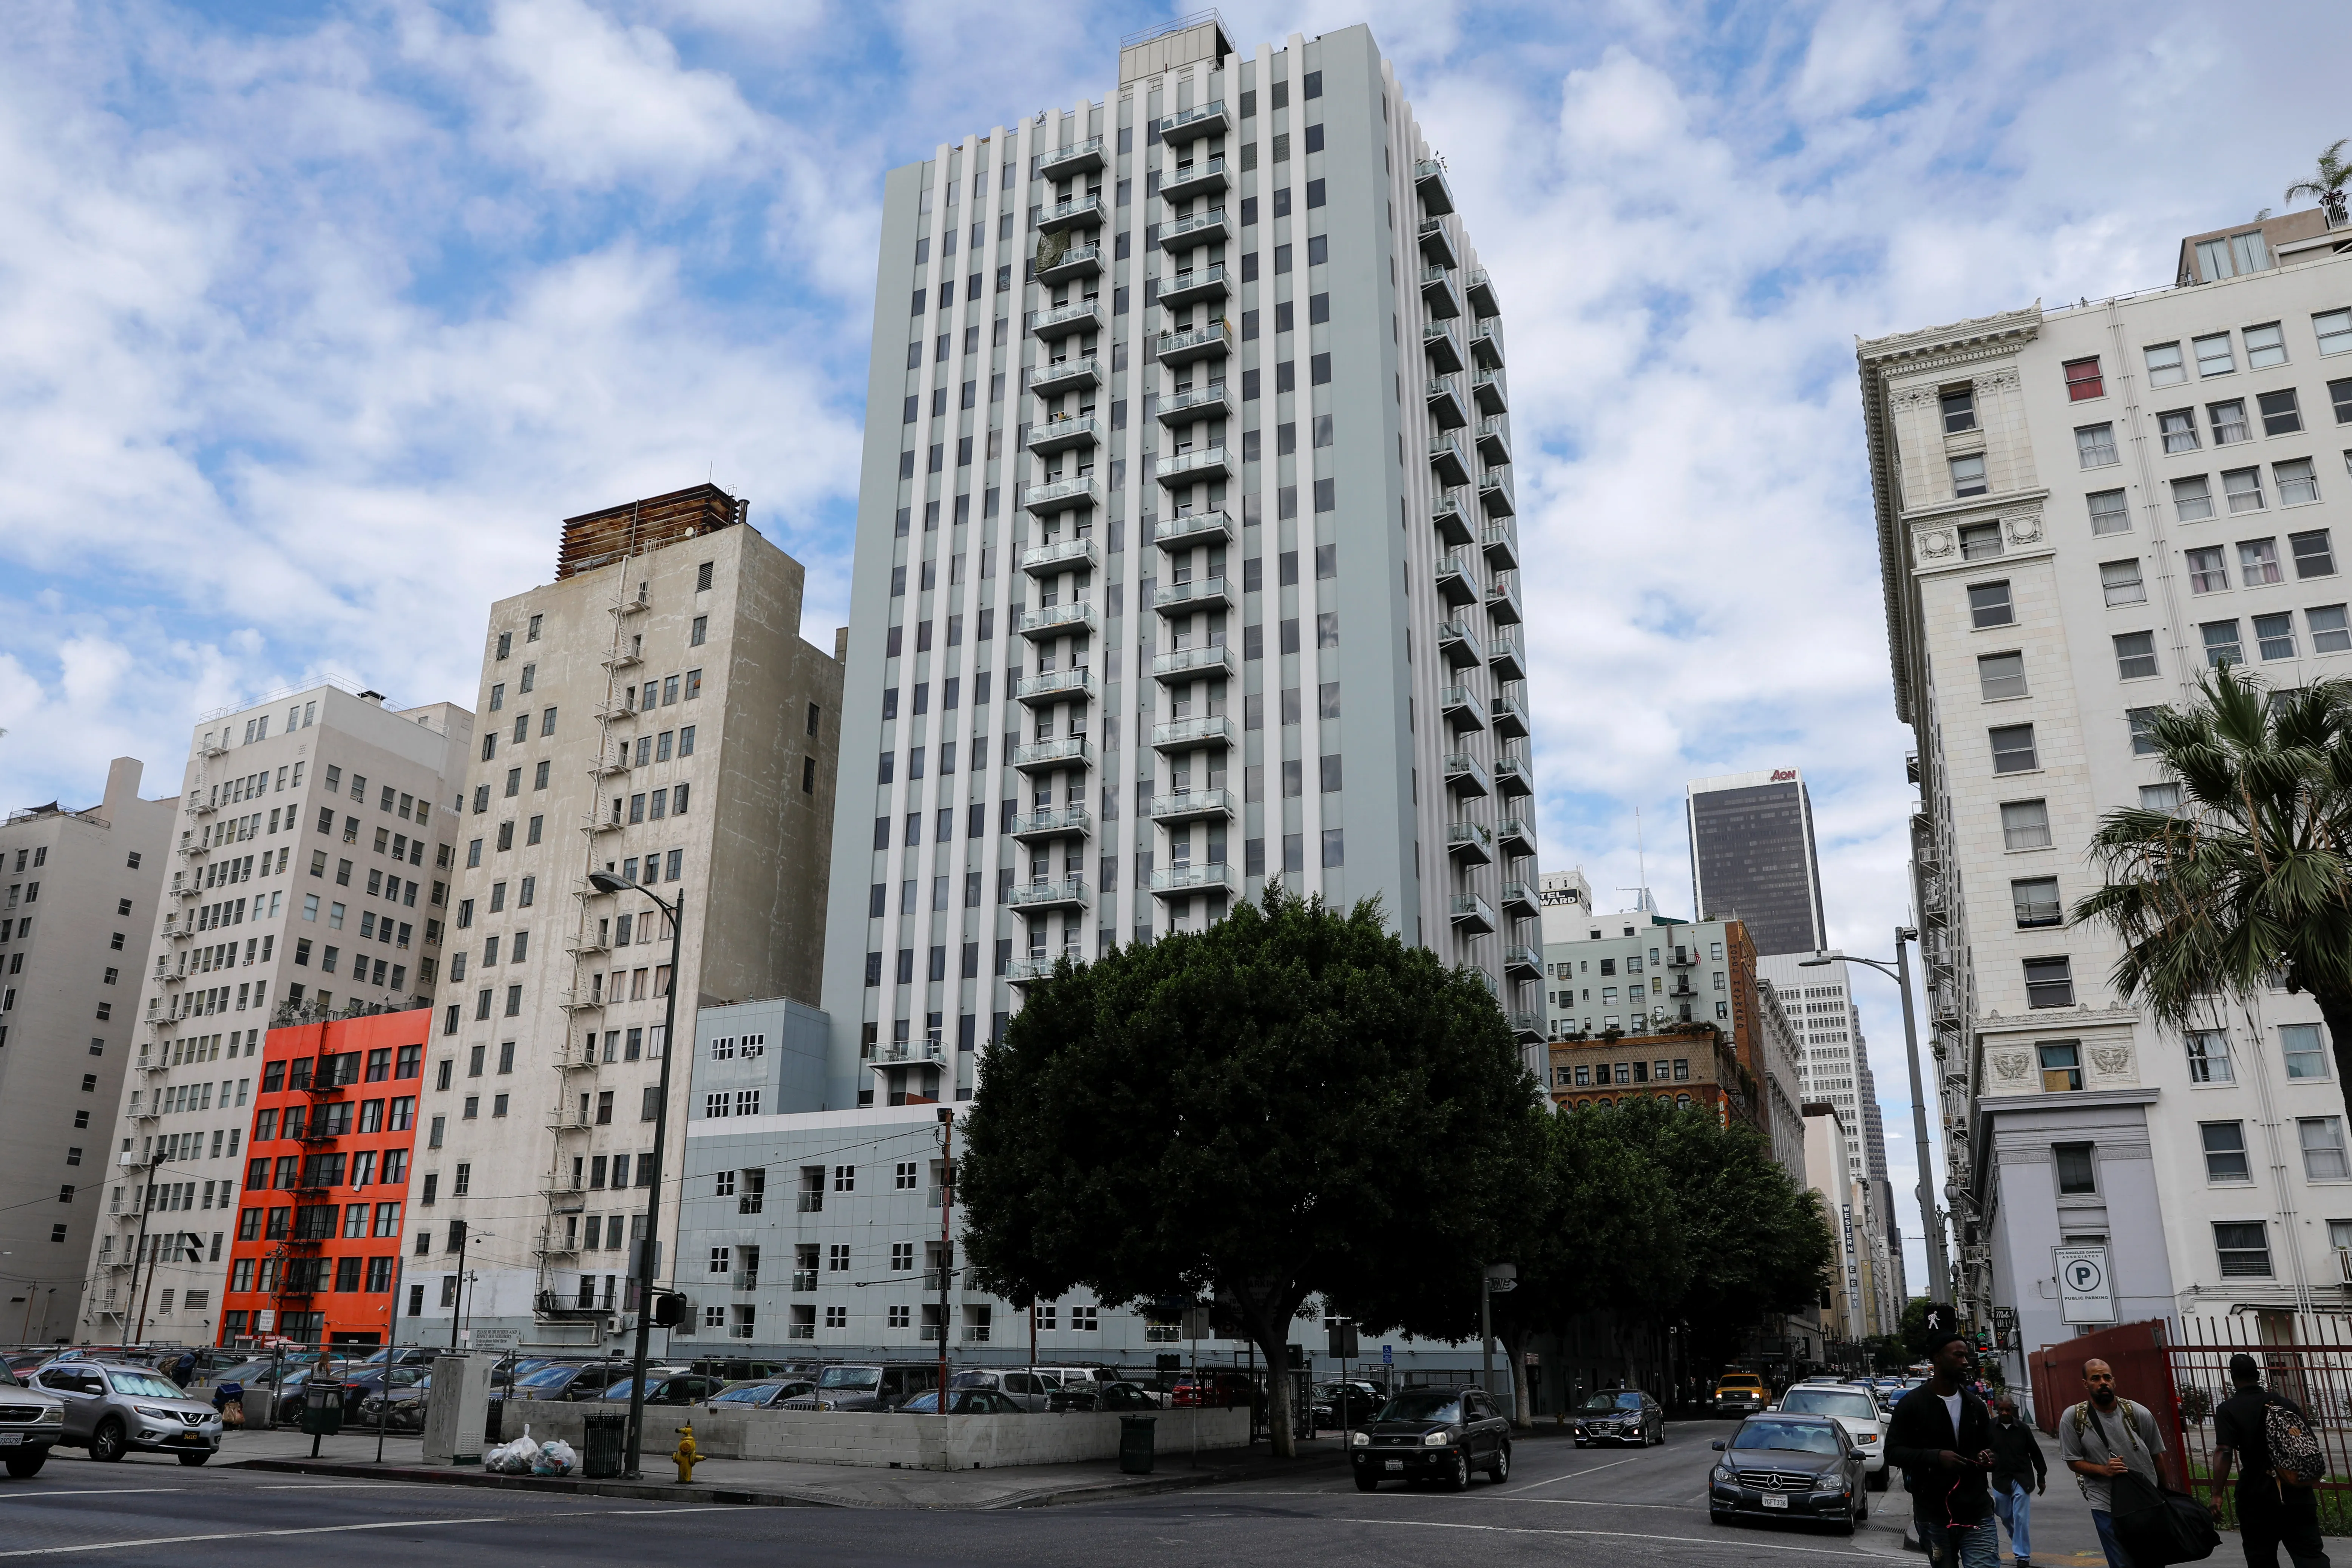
[2074, 668, 2352, 1113]
[959, 888, 1538, 1457]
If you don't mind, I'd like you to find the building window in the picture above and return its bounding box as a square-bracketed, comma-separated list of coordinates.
[2245, 322, 2289, 370]
[2259, 388, 2303, 436]
[2241, 537, 2284, 584]
[2101, 559, 2147, 607]
[1968, 581, 2014, 628]
[1978, 652, 2028, 700]
[2211, 400, 2252, 444]
[1951, 454, 1989, 497]
[1989, 724, 2038, 774]
[1941, 386, 1977, 433]
[2302, 1117, 2352, 1181]
[2174, 475, 2216, 520]
[2076, 424, 2119, 468]
[2000, 799, 2052, 851]
[2159, 410, 2201, 454]
[2196, 332, 2239, 376]
[2256, 612, 2299, 661]
[2282, 1023, 2331, 1080]
[2127, 707, 2162, 756]
[2187, 546, 2230, 593]
[2141, 782, 2184, 813]
[2214, 1221, 2273, 1278]
[2114, 631, 2159, 680]
[2037, 1039, 2083, 1090]
[2311, 605, 2352, 653]
[2317, 309, 2352, 357]
[2011, 877, 2062, 928]
[2185, 1029, 2233, 1084]
[2088, 489, 2131, 534]
[2065, 358, 2105, 401]
[2023, 957, 2076, 1009]
[1959, 522, 2002, 560]
[2202, 620, 2244, 667]
[2146, 342, 2187, 386]
[2224, 467, 2266, 512]
[2053, 1142, 2097, 1193]
[2278, 459, 2321, 506]
[2202, 1122, 2252, 1182]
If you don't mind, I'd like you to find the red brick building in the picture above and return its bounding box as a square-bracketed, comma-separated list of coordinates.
[220, 1009, 428, 1346]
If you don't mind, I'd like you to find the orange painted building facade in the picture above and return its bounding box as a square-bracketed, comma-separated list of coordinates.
[219, 1009, 428, 1346]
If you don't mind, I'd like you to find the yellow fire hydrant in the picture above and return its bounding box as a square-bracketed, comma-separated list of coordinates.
[673, 1421, 700, 1484]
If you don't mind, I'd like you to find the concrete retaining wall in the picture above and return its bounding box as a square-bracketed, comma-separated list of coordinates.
[495, 1400, 1251, 1469]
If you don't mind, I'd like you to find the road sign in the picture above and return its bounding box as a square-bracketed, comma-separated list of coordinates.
[1382, 1344, 1393, 1366]
[2055, 1245, 2115, 1325]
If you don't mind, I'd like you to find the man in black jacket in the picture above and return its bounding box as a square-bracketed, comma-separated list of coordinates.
[1887, 1330, 2000, 1568]
[2213, 1352, 2330, 1568]
[1989, 1394, 2048, 1568]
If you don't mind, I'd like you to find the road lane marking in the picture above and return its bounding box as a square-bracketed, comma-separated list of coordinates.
[1504, 1453, 1642, 1493]
[0, 1501, 772, 1557]
[0, 1490, 188, 1502]
[1324, 1516, 1910, 1559]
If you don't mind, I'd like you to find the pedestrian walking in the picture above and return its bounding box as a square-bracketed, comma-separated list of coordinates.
[2059, 1358, 2168, 1568]
[1989, 1394, 2048, 1568]
[1888, 1329, 2001, 1568]
[2212, 1352, 2331, 1568]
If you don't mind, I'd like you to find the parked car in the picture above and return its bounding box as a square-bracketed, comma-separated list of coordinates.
[1711, 1371, 1768, 1416]
[2, 1353, 52, 1380]
[0, 1365, 66, 1476]
[780, 1363, 939, 1412]
[945, 1370, 1056, 1412]
[1313, 1380, 1384, 1429]
[689, 1358, 802, 1382]
[1708, 1413, 1870, 1533]
[1767, 1382, 1887, 1489]
[337, 1365, 428, 1416]
[1350, 1386, 1513, 1492]
[707, 1380, 818, 1411]
[511, 1363, 626, 1401]
[1171, 1371, 1255, 1409]
[599, 1374, 723, 1406]
[1047, 1379, 1167, 1413]
[1572, 1389, 1665, 1447]
[358, 1373, 431, 1432]
[32, 1362, 223, 1464]
[900, 1388, 1026, 1415]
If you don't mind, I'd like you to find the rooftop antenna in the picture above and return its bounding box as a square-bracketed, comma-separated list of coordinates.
[1614, 808, 1659, 916]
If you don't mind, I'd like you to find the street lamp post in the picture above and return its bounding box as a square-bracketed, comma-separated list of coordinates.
[587, 870, 685, 1481]
[1802, 929, 1952, 1306]
[119, 1150, 172, 1346]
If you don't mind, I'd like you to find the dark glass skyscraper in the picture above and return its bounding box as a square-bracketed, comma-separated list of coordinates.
[1685, 769, 1826, 958]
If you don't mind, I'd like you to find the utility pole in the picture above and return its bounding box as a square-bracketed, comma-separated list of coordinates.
[448, 1222, 470, 1350]
[606, 876, 684, 1480]
[1892, 929, 1952, 1305]
[1479, 1269, 1493, 1393]
[119, 1151, 168, 1345]
[936, 1107, 954, 1406]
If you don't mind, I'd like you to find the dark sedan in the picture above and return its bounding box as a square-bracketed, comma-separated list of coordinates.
[1573, 1389, 1664, 1447]
[513, 1363, 630, 1402]
[1350, 1386, 1512, 1492]
[1708, 1414, 1869, 1534]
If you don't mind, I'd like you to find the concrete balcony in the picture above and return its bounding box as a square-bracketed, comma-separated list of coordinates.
[1509, 1012, 1546, 1043]
[1029, 357, 1101, 397]
[1479, 468, 1516, 519]
[1498, 816, 1536, 860]
[1159, 156, 1228, 203]
[1154, 508, 1234, 549]
[1012, 668, 1096, 708]
[1466, 269, 1500, 318]
[1481, 523, 1519, 577]
[1470, 319, 1504, 369]
[1444, 751, 1492, 798]
[1421, 264, 1464, 320]
[1028, 298, 1103, 342]
[1157, 101, 1230, 145]
[1490, 692, 1529, 740]
[1022, 475, 1100, 516]
[1433, 489, 1475, 548]
[1436, 619, 1483, 670]
[1156, 263, 1229, 311]
[1007, 946, 1086, 986]
[1011, 736, 1093, 773]
[1016, 601, 1097, 641]
[1435, 549, 1478, 607]
[1154, 319, 1232, 367]
[1151, 715, 1235, 752]
[1153, 576, 1232, 614]
[1493, 753, 1534, 799]
[1438, 685, 1486, 733]
[1154, 446, 1231, 488]
[1152, 644, 1236, 683]
[1035, 242, 1101, 286]
[1489, 630, 1526, 684]
[1019, 535, 1099, 577]
[1415, 159, 1456, 216]
[1150, 863, 1237, 898]
[1475, 416, 1510, 467]
[1417, 216, 1459, 269]
[1428, 432, 1471, 488]
[1008, 806, 1092, 844]
[1472, 369, 1507, 416]
[1485, 576, 1522, 626]
[1501, 880, 1538, 919]
[1449, 892, 1495, 934]
[1039, 137, 1106, 181]
[1160, 207, 1230, 250]
[1025, 415, 1103, 459]
[1036, 195, 1106, 235]
[1155, 382, 1231, 425]
[1148, 788, 1235, 826]
[1445, 819, 1494, 866]
[1008, 878, 1091, 911]
[1504, 943, 1543, 980]
[1422, 321, 1464, 375]
[1427, 376, 1468, 431]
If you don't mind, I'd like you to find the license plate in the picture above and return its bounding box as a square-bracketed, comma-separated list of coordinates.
[1761, 1494, 1788, 1509]
[0, 1434, 21, 1447]
[1385, 1460, 1404, 1471]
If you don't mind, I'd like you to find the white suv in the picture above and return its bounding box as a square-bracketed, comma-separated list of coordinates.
[1771, 1383, 1889, 1489]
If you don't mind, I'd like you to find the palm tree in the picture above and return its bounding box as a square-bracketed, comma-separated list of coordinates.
[2286, 139, 2350, 227]
[2074, 666, 2352, 1114]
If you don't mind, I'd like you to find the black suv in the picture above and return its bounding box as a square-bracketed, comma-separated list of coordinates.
[1350, 1386, 1512, 1491]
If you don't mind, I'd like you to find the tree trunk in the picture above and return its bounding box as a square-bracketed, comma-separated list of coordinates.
[1504, 1325, 1533, 1428]
[1262, 1338, 1294, 1458]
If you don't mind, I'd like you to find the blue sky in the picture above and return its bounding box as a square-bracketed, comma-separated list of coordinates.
[4, 0, 2348, 1282]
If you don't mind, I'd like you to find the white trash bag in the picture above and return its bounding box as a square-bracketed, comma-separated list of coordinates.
[535, 1439, 578, 1477]
[483, 1425, 541, 1475]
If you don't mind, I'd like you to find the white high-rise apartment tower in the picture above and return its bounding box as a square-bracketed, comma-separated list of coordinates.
[816, 15, 1541, 1102]
[1862, 207, 2352, 1361]
[0, 760, 176, 1338]
[414, 488, 842, 1349]
[80, 684, 471, 1344]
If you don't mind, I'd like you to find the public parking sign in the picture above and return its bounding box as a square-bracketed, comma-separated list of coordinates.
[1382, 1344, 1393, 1366]
[2055, 1245, 2115, 1324]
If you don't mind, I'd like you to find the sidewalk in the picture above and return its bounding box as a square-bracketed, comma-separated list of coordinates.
[218, 1424, 1352, 1511]
[1892, 1473, 2135, 1567]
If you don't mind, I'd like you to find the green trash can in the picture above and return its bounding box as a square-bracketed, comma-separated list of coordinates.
[1118, 1415, 1156, 1475]
[582, 1411, 628, 1479]
[299, 1387, 345, 1437]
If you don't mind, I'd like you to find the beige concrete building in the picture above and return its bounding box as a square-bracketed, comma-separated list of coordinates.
[1861, 207, 2352, 1366]
[0, 760, 176, 1338]
[415, 486, 842, 1350]
[78, 682, 473, 1344]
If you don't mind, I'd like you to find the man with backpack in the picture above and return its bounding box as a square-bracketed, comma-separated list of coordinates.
[2060, 1358, 2169, 1568]
[2211, 1352, 2330, 1568]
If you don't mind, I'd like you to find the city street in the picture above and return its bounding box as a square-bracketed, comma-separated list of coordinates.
[0, 1420, 2121, 1566]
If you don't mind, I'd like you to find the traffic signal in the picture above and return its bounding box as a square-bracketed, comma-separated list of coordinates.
[650, 1292, 688, 1327]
